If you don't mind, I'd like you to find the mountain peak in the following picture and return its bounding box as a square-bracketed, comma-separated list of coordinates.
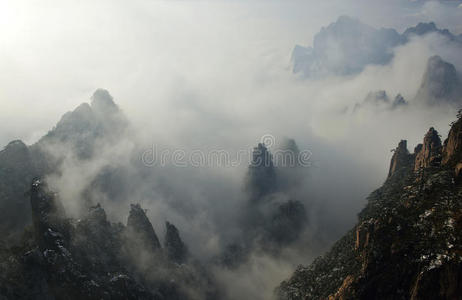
[292, 17, 460, 78]
[403, 22, 457, 41]
[90, 89, 118, 114]
[415, 55, 462, 105]
[414, 127, 442, 171]
[164, 221, 189, 264]
[278, 116, 462, 300]
[294, 15, 402, 77]
[126, 203, 161, 251]
[3, 139, 27, 152]
[388, 140, 412, 179]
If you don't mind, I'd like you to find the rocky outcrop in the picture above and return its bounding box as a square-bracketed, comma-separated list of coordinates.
[442, 115, 462, 167]
[26, 180, 153, 300]
[0, 180, 218, 300]
[126, 203, 161, 252]
[414, 127, 442, 171]
[72, 203, 124, 273]
[164, 222, 189, 264]
[32, 89, 129, 162]
[388, 140, 413, 179]
[30, 179, 68, 250]
[0, 140, 37, 238]
[355, 220, 374, 251]
[0, 90, 221, 299]
[0, 89, 132, 231]
[415, 56, 462, 106]
[410, 261, 462, 300]
[267, 200, 307, 247]
[327, 275, 355, 300]
[245, 143, 277, 201]
[277, 117, 462, 300]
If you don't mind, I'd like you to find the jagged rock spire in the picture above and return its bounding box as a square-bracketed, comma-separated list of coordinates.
[388, 140, 412, 179]
[414, 127, 442, 171]
[442, 114, 462, 167]
[164, 221, 188, 264]
[86, 203, 109, 227]
[245, 143, 277, 201]
[126, 203, 161, 251]
[90, 88, 118, 114]
[415, 56, 462, 106]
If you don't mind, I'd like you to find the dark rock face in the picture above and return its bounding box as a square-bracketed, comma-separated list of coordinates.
[220, 140, 308, 268]
[415, 55, 462, 106]
[243, 142, 308, 252]
[0, 181, 217, 300]
[164, 222, 189, 264]
[0, 90, 221, 300]
[443, 114, 462, 167]
[267, 200, 307, 246]
[410, 262, 462, 300]
[414, 127, 442, 171]
[0, 140, 37, 238]
[245, 143, 277, 202]
[30, 179, 68, 250]
[0, 89, 132, 232]
[0, 89, 135, 243]
[388, 140, 413, 179]
[126, 203, 161, 252]
[72, 203, 125, 275]
[24, 180, 155, 300]
[277, 116, 462, 300]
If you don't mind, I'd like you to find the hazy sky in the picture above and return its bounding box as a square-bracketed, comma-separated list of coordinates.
[1, 0, 461, 147]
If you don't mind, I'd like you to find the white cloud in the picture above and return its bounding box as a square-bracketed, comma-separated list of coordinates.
[0, 2, 461, 298]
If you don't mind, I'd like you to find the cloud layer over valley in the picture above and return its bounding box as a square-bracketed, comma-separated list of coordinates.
[1, 1, 462, 299]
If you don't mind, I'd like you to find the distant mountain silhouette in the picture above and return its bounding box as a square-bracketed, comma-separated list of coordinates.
[292, 16, 461, 78]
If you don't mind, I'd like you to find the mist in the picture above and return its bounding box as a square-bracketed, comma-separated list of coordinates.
[1, 1, 462, 299]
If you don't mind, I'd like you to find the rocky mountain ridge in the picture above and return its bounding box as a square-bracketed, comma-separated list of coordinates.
[0, 178, 216, 300]
[292, 16, 462, 79]
[277, 112, 462, 299]
[352, 55, 462, 112]
[415, 55, 462, 106]
[0, 89, 132, 242]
